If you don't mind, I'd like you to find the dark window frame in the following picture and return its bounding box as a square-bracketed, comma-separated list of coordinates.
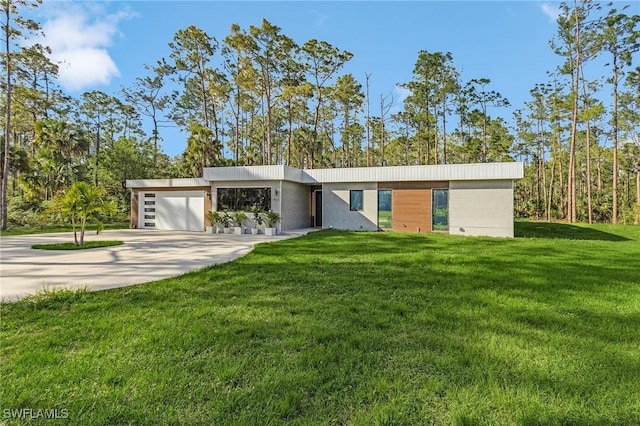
[432, 188, 449, 232]
[350, 190, 364, 212]
[217, 187, 271, 212]
[377, 189, 392, 229]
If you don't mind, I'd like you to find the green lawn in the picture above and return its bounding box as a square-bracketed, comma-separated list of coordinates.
[0, 222, 129, 237]
[31, 240, 124, 250]
[2, 222, 640, 425]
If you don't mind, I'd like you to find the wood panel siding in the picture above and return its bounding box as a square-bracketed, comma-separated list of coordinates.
[204, 191, 212, 226]
[392, 189, 432, 233]
[379, 181, 449, 190]
[131, 192, 139, 228]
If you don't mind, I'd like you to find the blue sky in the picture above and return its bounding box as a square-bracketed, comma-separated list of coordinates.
[33, 1, 581, 157]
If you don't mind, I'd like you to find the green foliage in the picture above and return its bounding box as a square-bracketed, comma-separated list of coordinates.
[6, 195, 42, 227]
[220, 210, 232, 228]
[32, 240, 124, 250]
[233, 210, 247, 227]
[3, 7, 639, 229]
[264, 210, 281, 227]
[622, 203, 640, 224]
[0, 222, 128, 236]
[207, 210, 222, 227]
[250, 206, 265, 226]
[45, 182, 117, 246]
[2, 226, 640, 423]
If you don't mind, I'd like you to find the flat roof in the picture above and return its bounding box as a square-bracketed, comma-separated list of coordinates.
[128, 163, 524, 188]
[203, 162, 524, 183]
[126, 178, 209, 189]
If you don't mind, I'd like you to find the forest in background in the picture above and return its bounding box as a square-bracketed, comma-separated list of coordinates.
[1, 0, 639, 230]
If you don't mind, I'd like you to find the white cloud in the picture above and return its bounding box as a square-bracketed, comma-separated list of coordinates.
[36, 2, 134, 92]
[309, 9, 329, 27]
[393, 85, 411, 105]
[386, 85, 410, 114]
[540, 3, 562, 22]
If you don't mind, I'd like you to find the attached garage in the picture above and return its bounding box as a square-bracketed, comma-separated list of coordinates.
[128, 178, 211, 232]
[140, 191, 205, 232]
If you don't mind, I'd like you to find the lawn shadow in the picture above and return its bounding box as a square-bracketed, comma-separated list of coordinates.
[515, 221, 630, 242]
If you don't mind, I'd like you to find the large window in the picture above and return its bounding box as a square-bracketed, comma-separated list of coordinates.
[432, 189, 449, 231]
[217, 188, 271, 211]
[350, 190, 364, 211]
[378, 190, 392, 229]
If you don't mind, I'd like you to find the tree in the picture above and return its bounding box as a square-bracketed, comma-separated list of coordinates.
[180, 122, 222, 177]
[465, 78, 510, 163]
[100, 136, 156, 209]
[598, 6, 640, 223]
[47, 182, 115, 246]
[34, 119, 90, 184]
[400, 51, 460, 165]
[169, 25, 218, 131]
[80, 90, 121, 186]
[552, 0, 600, 222]
[333, 73, 364, 167]
[1, 0, 42, 231]
[620, 67, 639, 208]
[243, 19, 297, 165]
[121, 59, 174, 167]
[302, 39, 353, 168]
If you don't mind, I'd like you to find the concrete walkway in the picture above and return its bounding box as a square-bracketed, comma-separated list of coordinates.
[0, 229, 315, 301]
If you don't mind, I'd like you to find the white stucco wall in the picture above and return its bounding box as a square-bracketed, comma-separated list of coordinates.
[449, 180, 514, 238]
[322, 183, 378, 231]
[280, 181, 310, 231]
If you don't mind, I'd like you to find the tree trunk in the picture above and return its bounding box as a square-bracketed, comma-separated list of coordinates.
[80, 217, 86, 246]
[547, 159, 555, 221]
[585, 119, 593, 224]
[286, 101, 293, 167]
[612, 54, 619, 224]
[636, 169, 640, 205]
[365, 73, 371, 167]
[1, 3, 12, 231]
[442, 96, 447, 164]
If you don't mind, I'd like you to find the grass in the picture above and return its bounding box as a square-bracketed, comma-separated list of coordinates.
[2, 222, 640, 424]
[31, 240, 124, 250]
[0, 222, 129, 237]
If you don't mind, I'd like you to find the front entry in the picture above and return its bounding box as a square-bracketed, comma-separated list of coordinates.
[314, 190, 323, 227]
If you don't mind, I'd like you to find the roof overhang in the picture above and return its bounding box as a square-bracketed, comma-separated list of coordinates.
[203, 162, 524, 184]
[126, 178, 210, 189]
[128, 163, 523, 188]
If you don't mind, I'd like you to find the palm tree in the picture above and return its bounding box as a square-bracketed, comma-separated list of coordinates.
[48, 182, 115, 246]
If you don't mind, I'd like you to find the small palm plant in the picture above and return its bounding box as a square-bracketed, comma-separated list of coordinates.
[264, 210, 280, 228]
[221, 211, 232, 232]
[47, 182, 116, 246]
[208, 211, 222, 233]
[233, 211, 247, 227]
[264, 210, 281, 236]
[233, 211, 247, 234]
[250, 207, 264, 234]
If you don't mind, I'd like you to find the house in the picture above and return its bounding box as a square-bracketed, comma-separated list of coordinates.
[126, 162, 524, 237]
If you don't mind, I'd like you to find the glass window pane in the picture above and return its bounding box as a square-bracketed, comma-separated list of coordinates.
[432, 189, 449, 231]
[378, 190, 392, 229]
[350, 190, 363, 211]
[217, 188, 271, 211]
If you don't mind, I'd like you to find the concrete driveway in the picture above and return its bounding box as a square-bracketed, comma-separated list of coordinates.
[0, 229, 309, 301]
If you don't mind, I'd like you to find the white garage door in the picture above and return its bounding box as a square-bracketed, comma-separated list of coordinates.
[141, 191, 204, 232]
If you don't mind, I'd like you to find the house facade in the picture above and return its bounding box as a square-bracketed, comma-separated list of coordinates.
[126, 162, 524, 237]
